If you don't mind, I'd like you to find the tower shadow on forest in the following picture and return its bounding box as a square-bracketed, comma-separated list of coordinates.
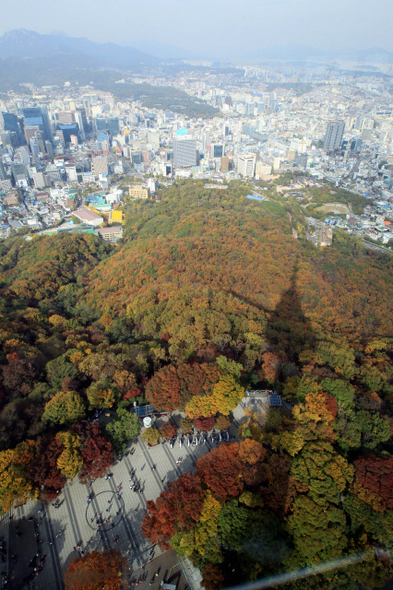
[265, 261, 316, 365]
[228, 265, 317, 582]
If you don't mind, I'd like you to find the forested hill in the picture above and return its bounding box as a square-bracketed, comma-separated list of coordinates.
[1, 180, 393, 588]
[87, 180, 393, 361]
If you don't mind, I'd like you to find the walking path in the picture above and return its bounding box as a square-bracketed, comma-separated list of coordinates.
[0, 415, 243, 590]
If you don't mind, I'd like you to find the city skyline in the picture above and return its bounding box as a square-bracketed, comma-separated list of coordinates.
[1, 0, 393, 58]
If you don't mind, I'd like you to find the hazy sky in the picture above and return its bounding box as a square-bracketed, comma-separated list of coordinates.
[1, 0, 392, 56]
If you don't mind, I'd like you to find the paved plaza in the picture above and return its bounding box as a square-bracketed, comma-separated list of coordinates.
[0, 412, 245, 590]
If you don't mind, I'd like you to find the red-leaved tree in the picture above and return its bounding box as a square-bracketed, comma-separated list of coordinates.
[145, 365, 181, 412]
[194, 416, 215, 431]
[142, 473, 204, 549]
[29, 435, 66, 500]
[72, 421, 114, 481]
[160, 423, 178, 439]
[202, 563, 225, 590]
[196, 443, 244, 502]
[354, 454, 393, 511]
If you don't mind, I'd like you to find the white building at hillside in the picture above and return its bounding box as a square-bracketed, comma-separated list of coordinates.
[73, 207, 103, 227]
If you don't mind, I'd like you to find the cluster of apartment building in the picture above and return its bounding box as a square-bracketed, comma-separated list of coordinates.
[0, 61, 393, 246]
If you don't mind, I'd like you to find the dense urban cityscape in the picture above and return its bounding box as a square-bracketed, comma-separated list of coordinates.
[1, 56, 393, 248]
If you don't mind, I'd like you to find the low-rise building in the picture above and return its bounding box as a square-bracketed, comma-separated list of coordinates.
[73, 207, 104, 227]
[129, 185, 149, 199]
[95, 225, 123, 242]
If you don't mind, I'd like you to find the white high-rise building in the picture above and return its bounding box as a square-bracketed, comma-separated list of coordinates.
[173, 136, 197, 168]
[237, 155, 256, 177]
[324, 121, 345, 151]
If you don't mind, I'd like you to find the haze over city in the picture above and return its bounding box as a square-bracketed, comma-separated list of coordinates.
[0, 0, 393, 57]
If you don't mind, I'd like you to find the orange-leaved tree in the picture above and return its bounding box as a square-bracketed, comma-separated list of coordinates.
[64, 549, 128, 590]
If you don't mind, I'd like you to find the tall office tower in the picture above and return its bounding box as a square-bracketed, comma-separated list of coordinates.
[0, 160, 7, 181]
[29, 139, 39, 158]
[95, 117, 107, 132]
[45, 141, 54, 157]
[324, 121, 345, 151]
[23, 106, 52, 141]
[58, 123, 79, 145]
[75, 108, 88, 137]
[147, 130, 160, 150]
[221, 156, 229, 173]
[16, 146, 30, 166]
[131, 151, 142, 166]
[210, 144, 224, 158]
[91, 156, 108, 178]
[83, 98, 92, 121]
[108, 117, 120, 136]
[2, 112, 25, 145]
[173, 136, 197, 168]
[34, 131, 46, 154]
[237, 155, 256, 178]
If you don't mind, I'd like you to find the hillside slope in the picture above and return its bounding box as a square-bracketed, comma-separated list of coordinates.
[85, 181, 393, 362]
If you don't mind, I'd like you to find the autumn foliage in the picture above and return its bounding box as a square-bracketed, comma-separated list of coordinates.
[1, 180, 393, 589]
[142, 473, 204, 549]
[64, 549, 128, 590]
[353, 454, 393, 511]
[160, 422, 178, 439]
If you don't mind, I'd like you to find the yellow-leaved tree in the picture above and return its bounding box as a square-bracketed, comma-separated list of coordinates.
[0, 440, 38, 513]
[56, 432, 83, 480]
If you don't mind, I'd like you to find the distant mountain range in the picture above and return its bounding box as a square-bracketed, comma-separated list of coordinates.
[0, 29, 160, 67]
[0, 30, 392, 72]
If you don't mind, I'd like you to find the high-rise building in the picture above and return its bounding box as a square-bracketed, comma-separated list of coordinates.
[324, 121, 345, 151]
[221, 156, 229, 173]
[74, 109, 87, 140]
[237, 155, 256, 177]
[131, 151, 142, 166]
[173, 136, 197, 168]
[91, 156, 108, 178]
[45, 141, 54, 157]
[294, 154, 308, 168]
[23, 106, 52, 141]
[25, 125, 40, 146]
[147, 130, 160, 150]
[58, 123, 79, 145]
[2, 112, 25, 146]
[34, 131, 46, 154]
[95, 118, 107, 132]
[210, 144, 224, 159]
[0, 160, 8, 181]
[108, 117, 120, 136]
